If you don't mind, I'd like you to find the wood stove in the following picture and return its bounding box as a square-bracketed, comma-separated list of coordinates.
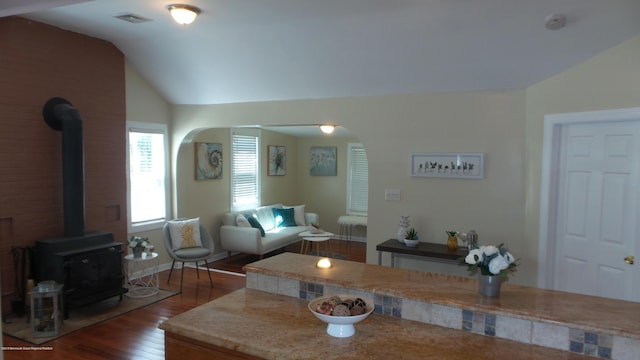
[35, 98, 127, 318]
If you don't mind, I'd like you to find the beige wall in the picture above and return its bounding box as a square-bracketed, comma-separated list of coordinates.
[524, 35, 640, 286]
[125, 61, 173, 265]
[296, 136, 361, 236]
[169, 90, 529, 282]
[129, 34, 640, 288]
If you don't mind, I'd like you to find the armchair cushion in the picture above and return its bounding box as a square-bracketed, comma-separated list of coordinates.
[167, 217, 203, 249]
[173, 246, 212, 259]
[273, 207, 296, 228]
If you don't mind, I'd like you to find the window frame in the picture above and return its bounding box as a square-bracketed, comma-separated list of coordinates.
[230, 128, 261, 211]
[126, 121, 170, 233]
[346, 143, 368, 216]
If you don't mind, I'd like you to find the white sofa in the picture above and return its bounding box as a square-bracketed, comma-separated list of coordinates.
[220, 204, 319, 257]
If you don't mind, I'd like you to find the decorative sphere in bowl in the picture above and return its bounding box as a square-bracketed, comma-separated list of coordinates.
[308, 294, 374, 338]
[404, 239, 419, 247]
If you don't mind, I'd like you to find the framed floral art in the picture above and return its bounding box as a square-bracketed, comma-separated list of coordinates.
[310, 146, 337, 176]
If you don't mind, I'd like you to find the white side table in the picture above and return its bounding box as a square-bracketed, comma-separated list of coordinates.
[298, 231, 334, 256]
[124, 252, 159, 298]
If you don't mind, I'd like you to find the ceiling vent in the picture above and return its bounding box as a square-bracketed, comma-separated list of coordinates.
[114, 14, 152, 24]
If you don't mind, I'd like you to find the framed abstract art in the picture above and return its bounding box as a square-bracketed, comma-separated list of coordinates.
[268, 145, 286, 176]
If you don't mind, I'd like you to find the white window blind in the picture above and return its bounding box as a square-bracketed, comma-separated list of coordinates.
[347, 143, 368, 215]
[231, 130, 260, 210]
[127, 122, 169, 232]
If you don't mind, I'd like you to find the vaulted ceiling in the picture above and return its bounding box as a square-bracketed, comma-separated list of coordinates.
[4, 0, 640, 105]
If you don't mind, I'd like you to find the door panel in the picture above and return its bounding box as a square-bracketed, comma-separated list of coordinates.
[554, 121, 639, 301]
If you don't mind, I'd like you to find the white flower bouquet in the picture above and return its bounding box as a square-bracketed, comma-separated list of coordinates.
[461, 243, 517, 277]
[128, 236, 149, 250]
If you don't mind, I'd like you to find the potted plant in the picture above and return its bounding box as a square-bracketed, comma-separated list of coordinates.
[459, 243, 518, 297]
[128, 236, 149, 258]
[403, 228, 419, 247]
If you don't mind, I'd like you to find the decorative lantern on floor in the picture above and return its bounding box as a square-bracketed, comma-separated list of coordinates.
[29, 281, 64, 338]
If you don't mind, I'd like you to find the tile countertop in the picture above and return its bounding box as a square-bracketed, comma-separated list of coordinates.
[243, 252, 640, 339]
[160, 288, 592, 360]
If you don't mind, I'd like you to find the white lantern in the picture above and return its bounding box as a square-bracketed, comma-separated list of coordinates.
[30, 281, 64, 338]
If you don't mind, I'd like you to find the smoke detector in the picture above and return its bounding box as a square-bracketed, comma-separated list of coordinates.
[545, 14, 566, 30]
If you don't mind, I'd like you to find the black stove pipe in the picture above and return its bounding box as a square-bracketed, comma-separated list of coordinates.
[43, 97, 85, 237]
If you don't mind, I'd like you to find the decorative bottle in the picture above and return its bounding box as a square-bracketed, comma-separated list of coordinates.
[446, 231, 458, 252]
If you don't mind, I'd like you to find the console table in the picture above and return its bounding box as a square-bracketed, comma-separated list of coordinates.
[376, 238, 468, 267]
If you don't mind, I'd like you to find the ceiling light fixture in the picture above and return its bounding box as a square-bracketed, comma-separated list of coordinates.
[168, 4, 201, 25]
[320, 125, 335, 134]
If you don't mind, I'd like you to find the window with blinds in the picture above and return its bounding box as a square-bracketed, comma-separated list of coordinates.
[127, 122, 169, 232]
[231, 129, 260, 210]
[347, 143, 368, 215]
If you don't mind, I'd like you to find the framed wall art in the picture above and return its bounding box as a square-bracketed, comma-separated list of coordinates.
[268, 145, 286, 176]
[410, 153, 484, 179]
[310, 146, 337, 176]
[195, 142, 223, 180]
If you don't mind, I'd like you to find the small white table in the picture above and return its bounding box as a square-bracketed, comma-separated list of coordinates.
[298, 231, 334, 256]
[124, 252, 159, 298]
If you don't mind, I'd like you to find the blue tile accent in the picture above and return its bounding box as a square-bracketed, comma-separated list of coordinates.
[392, 307, 401, 318]
[374, 304, 383, 314]
[298, 281, 324, 299]
[584, 343, 598, 356]
[484, 325, 495, 336]
[485, 314, 496, 327]
[462, 310, 473, 322]
[597, 346, 612, 359]
[570, 341, 584, 353]
[568, 328, 613, 359]
[585, 332, 598, 345]
[462, 321, 472, 331]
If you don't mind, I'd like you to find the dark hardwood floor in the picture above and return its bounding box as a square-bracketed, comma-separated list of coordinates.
[2, 239, 365, 360]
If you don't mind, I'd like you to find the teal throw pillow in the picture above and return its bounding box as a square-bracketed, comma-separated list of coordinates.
[245, 215, 265, 237]
[273, 207, 297, 228]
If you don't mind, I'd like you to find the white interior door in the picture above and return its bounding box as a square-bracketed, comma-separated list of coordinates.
[553, 120, 640, 301]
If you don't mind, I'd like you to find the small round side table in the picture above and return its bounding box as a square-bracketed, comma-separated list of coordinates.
[298, 231, 334, 257]
[124, 252, 159, 298]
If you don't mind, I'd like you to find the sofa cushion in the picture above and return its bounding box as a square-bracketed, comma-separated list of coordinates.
[284, 204, 306, 226]
[246, 215, 266, 236]
[273, 207, 296, 228]
[236, 215, 251, 228]
[254, 204, 282, 230]
[167, 217, 202, 250]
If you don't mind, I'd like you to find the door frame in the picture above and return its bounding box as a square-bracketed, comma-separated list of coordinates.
[537, 107, 640, 289]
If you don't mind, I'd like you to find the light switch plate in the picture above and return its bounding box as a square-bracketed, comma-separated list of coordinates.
[385, 189, 401, 201]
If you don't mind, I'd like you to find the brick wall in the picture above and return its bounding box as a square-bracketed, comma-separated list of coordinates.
[0, 17, 126, 314]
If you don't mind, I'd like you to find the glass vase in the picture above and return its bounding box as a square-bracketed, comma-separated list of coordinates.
[133, 247, 143, 258]
[478, 274, 502, 297]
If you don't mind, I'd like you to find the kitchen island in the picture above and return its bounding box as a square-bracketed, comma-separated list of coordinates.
[160, 253, 640, 359]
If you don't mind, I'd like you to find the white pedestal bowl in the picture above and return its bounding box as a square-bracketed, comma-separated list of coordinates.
[308, 295, 374, 338]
